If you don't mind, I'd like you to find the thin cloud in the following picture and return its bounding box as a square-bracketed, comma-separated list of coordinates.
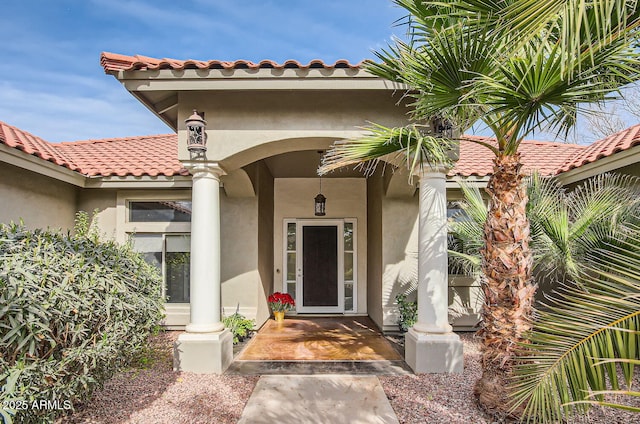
[0, 84, 169, 142]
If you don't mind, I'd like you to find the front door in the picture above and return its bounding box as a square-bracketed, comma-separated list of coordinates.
[296, 220, 344, 313]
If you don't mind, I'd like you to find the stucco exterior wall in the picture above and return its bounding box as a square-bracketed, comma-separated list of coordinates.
[255, 161, 275, 326]
[273, 177, 368, 314]
[366, 173, 384, 329]
[78, 185, 268, 328]
[220, 191, 262, 323]
[176, 90, 409, 167]
[379, 185, 483, 332]
[77, 189, 118, 239]
[381, 194, 420, 331]
[0, 163, 77, 230]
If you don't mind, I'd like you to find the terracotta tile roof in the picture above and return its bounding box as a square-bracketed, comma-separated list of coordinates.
[57, 135, 188, 177]
[452, 136, 586, 177]
[100, 52, 362, 73]
[0, 121, 185, 177]
[0, 121, 78, 171]
[558, 124, 640, 172]
[2, 119, 638, 179]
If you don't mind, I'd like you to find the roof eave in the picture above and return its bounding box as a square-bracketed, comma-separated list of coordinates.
[0, 143, 86, 187]
[106, 67, 408, 132]
[85, 174, 193, 189]
[557, 144, 640, 185]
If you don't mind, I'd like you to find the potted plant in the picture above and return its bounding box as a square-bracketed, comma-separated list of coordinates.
[268, 292, 295, 322]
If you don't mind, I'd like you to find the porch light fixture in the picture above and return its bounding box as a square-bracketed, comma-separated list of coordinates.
[314, 177, 326, 216]
[185, 110, 207, 153]
[432, 116, 453, 139]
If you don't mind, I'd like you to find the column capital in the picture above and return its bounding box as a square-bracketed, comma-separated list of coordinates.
[413, 163, 450, 179]
[182, 161, 227, 179]
[181, 161, 227, 176]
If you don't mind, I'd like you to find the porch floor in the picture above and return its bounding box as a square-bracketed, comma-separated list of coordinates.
[227, 316, 411, 375]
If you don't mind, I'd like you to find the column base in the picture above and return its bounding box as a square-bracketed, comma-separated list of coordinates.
[174, 329, 233, 374]
[405, 328, 464, 374]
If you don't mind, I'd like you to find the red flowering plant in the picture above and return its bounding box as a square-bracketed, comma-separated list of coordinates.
[268, 292, 295, 312]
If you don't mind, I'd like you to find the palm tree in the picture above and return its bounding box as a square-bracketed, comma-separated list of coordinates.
[513, 232, 640, 421]
[449, 173, 640, 283]
[319, 0, 640, 416]
[452, 173, 640, 421]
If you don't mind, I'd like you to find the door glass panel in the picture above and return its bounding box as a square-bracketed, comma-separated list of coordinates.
[343, 221, 355, 312]
[344, 252, 354, 281]
[287, 283, 296, 301]
[303, 226, 338, 307]
[344, 222, 353, 251]
[286, 253, 296, 281]
[285, 222, 297, 299]
[287, 223, 296, 250]
[344, 283, 353, 311]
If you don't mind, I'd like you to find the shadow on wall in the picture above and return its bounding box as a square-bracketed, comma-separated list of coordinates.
[382, 216, 419, 325]
[382, 215, 482, 330]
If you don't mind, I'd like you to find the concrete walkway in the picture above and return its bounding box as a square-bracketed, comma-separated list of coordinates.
[237, 375, 399, 424]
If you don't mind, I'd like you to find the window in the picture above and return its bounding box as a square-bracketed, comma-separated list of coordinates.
[129, 201, 192, 222]
[285, 222, 296, 301]
[343, 221, 355, 312]
[447, 201, 471, 275]
[132, 234, 190, 303]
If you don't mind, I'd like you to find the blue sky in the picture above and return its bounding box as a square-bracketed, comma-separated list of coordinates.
[1, 1, 636, 144]
[0, 0, 405, 142]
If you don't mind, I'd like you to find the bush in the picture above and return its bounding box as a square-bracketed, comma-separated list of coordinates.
[0, 213, 164, 423]
[223, 309, 254, 344]
[395, 293, 417, 332]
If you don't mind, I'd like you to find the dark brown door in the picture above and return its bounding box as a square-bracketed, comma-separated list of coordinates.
[302, 225, 338, 307]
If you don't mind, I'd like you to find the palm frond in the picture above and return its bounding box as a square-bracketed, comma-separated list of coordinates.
[318, 123, 455, 176]
[447, 180, 487, 274]
[511, 233, 640, 422]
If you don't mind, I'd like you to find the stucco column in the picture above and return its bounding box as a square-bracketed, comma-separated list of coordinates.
[174, 161, 232, 374]
[405, 165, 463, 373]
[186, 163, 224, 333]
[413, 167, 452, 334]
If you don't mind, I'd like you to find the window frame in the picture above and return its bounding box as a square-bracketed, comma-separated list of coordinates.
[119, 191, 193, 306]
[117, 191, 192, 243]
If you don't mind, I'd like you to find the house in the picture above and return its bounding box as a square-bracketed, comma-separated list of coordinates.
[1, 52, 639, 374]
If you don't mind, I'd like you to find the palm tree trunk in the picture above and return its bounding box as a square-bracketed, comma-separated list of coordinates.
[474, 153, 536, 418]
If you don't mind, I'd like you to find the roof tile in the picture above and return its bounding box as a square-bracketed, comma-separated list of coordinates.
[1, 120, 637, 180]
[0, 121, 78, 170]
[56, 135, 188, 177]
[558, 124, 640, 172]
[451, 136, 585, 177]
[100, 52, 362, 73]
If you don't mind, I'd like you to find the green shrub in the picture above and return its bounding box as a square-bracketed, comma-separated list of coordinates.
[222, 310, 254, 344]
[0, 213, 164, 423]
[395, 293, 417, 332]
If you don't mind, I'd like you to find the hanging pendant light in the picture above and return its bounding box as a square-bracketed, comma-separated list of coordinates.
[314, 176, 326, 216]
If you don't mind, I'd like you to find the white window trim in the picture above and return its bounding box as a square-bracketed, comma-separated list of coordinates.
[344, 218, 357, 314]
[282, 219, 297, 301]
[116, 190, 191, 243]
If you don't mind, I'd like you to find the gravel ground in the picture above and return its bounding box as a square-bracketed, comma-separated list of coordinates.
[380, 333, 640, 424]
[58, 332, 259, 424]
[59, 331, 639, 424]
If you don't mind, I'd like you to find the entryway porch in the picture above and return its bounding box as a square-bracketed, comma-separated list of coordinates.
[226, 316, 412, 375]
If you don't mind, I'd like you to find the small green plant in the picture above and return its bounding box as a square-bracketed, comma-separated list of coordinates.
[223, 307, 254, 344]
[395, 293, 417, 332]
